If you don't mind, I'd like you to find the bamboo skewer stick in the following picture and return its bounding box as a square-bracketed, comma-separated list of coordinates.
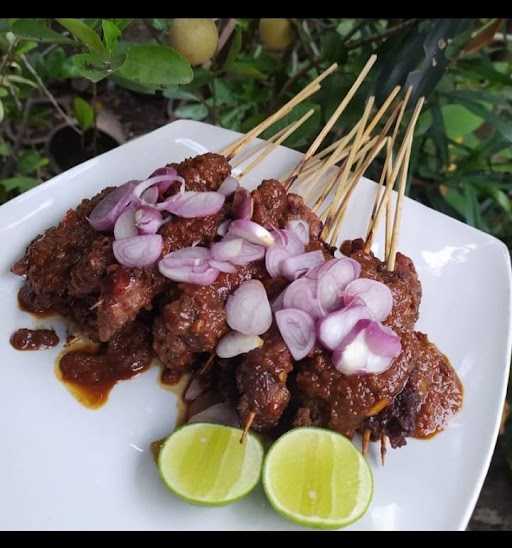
[230, 119, 295, 169]
[321, 96, 375, 241]
[284, 54, 378, 189]
[386, 96, 424, 270]
[297, 85, 401, 179]
[385, 86, 413, 258]
[220, 63, 338, 159]
[240, 411, 256, 444]
[386, 133, 414, 271]
[295, 87, 404, 205]
[238, 109, 315, 179]
[362, 429, 371, 457]
[328, 135, 389, 241]
[364, 138, 394, 251]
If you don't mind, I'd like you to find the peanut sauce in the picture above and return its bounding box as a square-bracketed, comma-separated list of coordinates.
[10, 328, 59, 351]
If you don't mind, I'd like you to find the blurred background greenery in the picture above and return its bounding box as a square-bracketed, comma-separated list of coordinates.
[0, 18, 511, 516]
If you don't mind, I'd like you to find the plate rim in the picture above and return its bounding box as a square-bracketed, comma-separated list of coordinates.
[1, 118, 511, 531]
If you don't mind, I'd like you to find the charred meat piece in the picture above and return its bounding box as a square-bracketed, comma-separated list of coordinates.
[362, 332, 463, 447]
[160, 211, 224, 256]
[60, 320, 153, 386]
[293, 330, 420, 437]
[12, 188, 114, 311]
[97, 265, 168, 342]
[68, 235, 115, 298]
[153, 261, 267, 382]
[236, 327, 294, 432]
[251, 179, 323, 242]
[170, 152, 231, 192]
[340, 238, 422, 332]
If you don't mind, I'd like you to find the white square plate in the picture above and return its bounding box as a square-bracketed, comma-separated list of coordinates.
[0, 120, 510, 531]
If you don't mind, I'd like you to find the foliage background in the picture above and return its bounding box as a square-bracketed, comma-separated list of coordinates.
[0, 18, 511, 516]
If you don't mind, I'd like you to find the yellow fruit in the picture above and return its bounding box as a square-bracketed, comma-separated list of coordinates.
[168, 19, 219, 66]
[259, 19, 294, 51]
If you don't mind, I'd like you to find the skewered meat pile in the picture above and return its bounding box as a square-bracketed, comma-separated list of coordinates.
[10, 150, 463, 456]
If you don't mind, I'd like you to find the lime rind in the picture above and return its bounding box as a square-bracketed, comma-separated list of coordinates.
[158, 422, 264, 507]
[262, 427, 373, 529]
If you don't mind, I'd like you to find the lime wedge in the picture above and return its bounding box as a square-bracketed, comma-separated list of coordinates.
[158, 423, 264, 506]
[262, 427, 373, 529]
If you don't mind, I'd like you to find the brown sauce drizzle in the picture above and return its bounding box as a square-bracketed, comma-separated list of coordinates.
[10, 328, 59, 351]
[55, 335, 152, 410]
[17, 284, 58, 318]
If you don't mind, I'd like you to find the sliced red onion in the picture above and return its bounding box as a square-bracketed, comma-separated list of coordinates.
[228, 220, 275, 247]
[232, 188, 254, 219]
[113, 234, 163, 267]
[343, 278, 393, 322]
[148, 166, 185, 194]
[265, 245, 291, 278]
[365, 321, 402, 357]
[134, 175, 181, 201]
[114, 207, 138, 240]
[272, 229, 304, 256]
[271, 289, 286, 313]
[216, 331, 264, 358]
[218, 176, 240, 197]
[228, 239, 266, 266]
[282, 278, 325, 319]
[281, 250, 325, 281]
[225, 280, 272, 336]
[210, 238, 243, 262]
[332, 319, 401, 376]
[158, 261, 219, 285]
[161, 246, 211, 268]
[317, 299, 372, 351]
[317, 257, 362, 313]
[188, 402, 240, 428]
[183, 376, 205, 402]
[286, 220, 310, 246]
[208, 259, 237, 274]
[88, 181, 138, 231]
[158, 190, 225, 218]
[217, 219, 231, 236]
[275, 308, 316, 361]
[141, 186, 159, 205]
[134, 206, 163, 235]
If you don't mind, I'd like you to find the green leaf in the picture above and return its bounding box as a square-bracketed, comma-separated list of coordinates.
[457, 100, 512, 144]
[56, 18, 105, 54]
[0, 99, 4, 123]
[18, 151, 49, 175]
[73, 96, 95, 130]
[441, 187, 466, 218]
[71, 53, 110, 83]
[224, 27, 242, 69]
[441, 104, 484, 140]
[457, 57, 512, 87]
[211, 79, 236, 106]
[320, 31, 347, 63]
[226, 61, 266, 80]
[102, 20, 121, 53]
[117, 43, 193, 87]
[0, 176, 40, 192]
[112, 19, 132, 32]
[0, 140, 10, 156]
[111, 74, 158, 95]
[485, 187, 512, 214]
[163, 86, 201, 102]
[14, 40, 38, 55]
[11, 19, 74, 44]
[174, 103, 209, 120]
[151, 19, 170, 32]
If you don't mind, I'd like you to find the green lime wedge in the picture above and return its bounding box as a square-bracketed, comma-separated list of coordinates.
[158, 423, 264, 506]
[262, 427, 373, 529]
